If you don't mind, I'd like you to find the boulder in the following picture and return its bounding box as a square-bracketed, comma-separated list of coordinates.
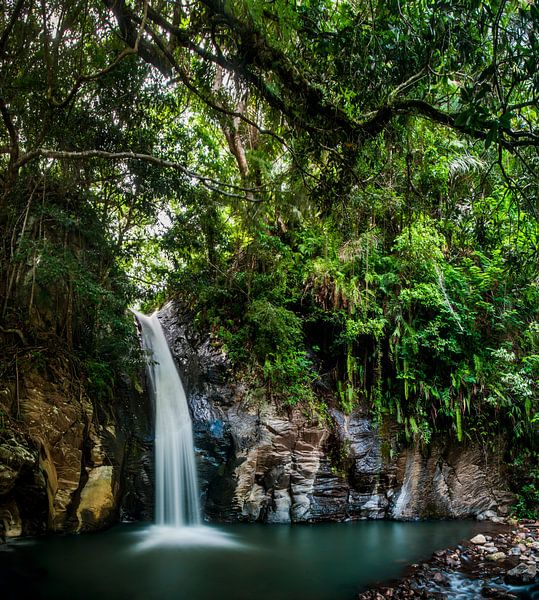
[504, 562, 537, 585]
[76, 466, 117, 531]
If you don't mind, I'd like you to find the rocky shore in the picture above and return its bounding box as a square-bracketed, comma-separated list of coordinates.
[358, 520, 539, 599]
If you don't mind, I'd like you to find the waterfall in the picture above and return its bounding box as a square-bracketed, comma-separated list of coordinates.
[134, 310, 200, 528]
[434, 264, 464, 332]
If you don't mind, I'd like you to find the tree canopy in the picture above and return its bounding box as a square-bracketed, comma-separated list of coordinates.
[0, 0, 538, 514]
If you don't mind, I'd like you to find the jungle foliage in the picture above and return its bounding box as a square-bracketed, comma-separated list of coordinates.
[0, 0, 537, 514]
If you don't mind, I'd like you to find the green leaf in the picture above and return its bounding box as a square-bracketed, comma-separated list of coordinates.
[485, 125, 498, 149]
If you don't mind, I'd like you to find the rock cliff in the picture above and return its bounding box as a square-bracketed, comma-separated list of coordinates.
[0, 351, 152, 538]
[0, 300, 514, 538]
[159, 300, 514, 524]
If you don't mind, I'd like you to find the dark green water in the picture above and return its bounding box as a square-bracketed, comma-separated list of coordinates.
[2, 520, 484, 600]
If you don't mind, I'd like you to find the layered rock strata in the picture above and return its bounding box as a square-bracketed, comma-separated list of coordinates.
[0, 300, 514, 537]
[159, 300, 514, 524]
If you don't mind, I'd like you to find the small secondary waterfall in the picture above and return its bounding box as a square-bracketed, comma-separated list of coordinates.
[134, 310, 201, 527]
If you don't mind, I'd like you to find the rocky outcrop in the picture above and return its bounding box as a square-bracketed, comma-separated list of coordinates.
[0, 355, 152, 538]
[159, 300, 514, 524]
[0, 433, 39, 537]
[76, 465, 116, 530]
[0, 300, 515, 537]
[390, 444, 514, 521]
[113, 375, 154, 523]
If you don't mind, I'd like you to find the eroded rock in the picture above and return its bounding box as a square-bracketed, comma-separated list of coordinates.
[0, 358, 150, 537]
[76, 466, 117, 531]
[159, 300, 514, 524]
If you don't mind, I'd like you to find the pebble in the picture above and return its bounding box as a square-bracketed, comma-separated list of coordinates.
[432, 572, 447, 586]
[486, 551, 506, 561]
[471, 534, 487, 544]
[446, 555, 461, 568]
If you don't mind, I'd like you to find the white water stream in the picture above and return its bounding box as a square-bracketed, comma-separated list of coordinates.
[435, 264, 464, 332]
[133, 310, 201, 528]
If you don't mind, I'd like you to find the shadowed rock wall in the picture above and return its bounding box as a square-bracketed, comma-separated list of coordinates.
[159, 300, 514, 524]
[0, 300, 514, 538]
[0, 358, 153, 538]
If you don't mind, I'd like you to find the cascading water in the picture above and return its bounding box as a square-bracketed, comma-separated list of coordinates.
[133, 310, 200, 528]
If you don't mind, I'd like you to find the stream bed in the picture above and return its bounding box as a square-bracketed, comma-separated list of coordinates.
[2, 520, 487, 600]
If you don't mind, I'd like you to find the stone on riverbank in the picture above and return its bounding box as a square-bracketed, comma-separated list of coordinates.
[471, 534, 487, 544]
[358, 520, 539, 598]
[504, 562, 537, 585]
[486, 551, 506, 561]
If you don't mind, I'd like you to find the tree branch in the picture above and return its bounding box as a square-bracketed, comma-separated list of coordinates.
[102, 0, 172, 76]
[0, 97, 19, 167]
[0, 326, 28, 346]
[11, 147, 265, 201]
[0, 0, 26, 56]
[50, 0, 150, 109]
[122, 5, 290, 148]
[100, 0, 539, 155]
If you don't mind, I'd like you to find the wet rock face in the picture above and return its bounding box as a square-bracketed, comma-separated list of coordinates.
[311, 411, 395, 521]
[112, 375, 154, 524]
[0, 300, 514, 537]
[158, 300, 513, 524]
[390, 444, 514, 521]
[0, 431, 45, 537]
[0, 368, 92, 536]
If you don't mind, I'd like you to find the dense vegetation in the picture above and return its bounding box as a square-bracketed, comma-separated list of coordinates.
[0, 0, 537, 515]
